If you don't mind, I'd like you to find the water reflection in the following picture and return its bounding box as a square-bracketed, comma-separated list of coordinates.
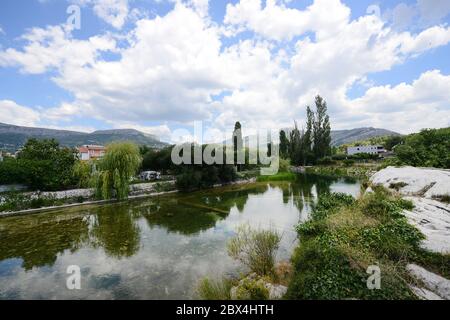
[0, 174, 359, 299]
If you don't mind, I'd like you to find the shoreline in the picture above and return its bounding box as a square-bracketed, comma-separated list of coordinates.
[0, 177, 257, 218]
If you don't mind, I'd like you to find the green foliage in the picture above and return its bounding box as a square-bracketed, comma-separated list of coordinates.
[313, 95, 332, 160]
[3, 138, 78, 191]
[342, 159, 355, 167]
[0, 157, 27, 184]
[197, 278, 233, 300]
[278, 158, 291, 172]
[233, 277, 270, 300]
[0, 192, 64, 212]
[285, 95, 332, 166]
[256, 172, 296, 182]
[279, 130, 289, 159]
[316, 156, 335, 165]
[175, 165, 237, 192]
[394, 127, 450, 168]
[227, 224, 281, 277]
[72, 160, 94, 188]
[142, 146, 174, 173]
[288, 188, 431, 300]
[94, 142, 142, 200]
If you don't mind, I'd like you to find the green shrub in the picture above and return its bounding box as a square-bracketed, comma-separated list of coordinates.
[317, 156, 335, 165]
[288, 188, 426, 300]
[233, 277, 269, 300]
[342, 159, 355, 167]
[197, 278, 233, 300]
[227, 224, 281, 277]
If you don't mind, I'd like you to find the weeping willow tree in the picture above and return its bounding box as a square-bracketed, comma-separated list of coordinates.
[94, 142, 142, 200]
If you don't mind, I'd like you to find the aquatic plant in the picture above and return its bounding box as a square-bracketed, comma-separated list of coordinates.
[227, 224, 281, 277]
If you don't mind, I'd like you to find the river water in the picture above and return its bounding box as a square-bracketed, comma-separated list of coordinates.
[0, 174, 360, 299]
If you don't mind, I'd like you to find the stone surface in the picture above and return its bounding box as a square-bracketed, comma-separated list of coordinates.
[230, 273, 287, 300]
[407, 264, 450, 300]
[409, 286, 443, 300]
[371, 166, 450, 254]
[403, 197, 450, 254]
[371, 166, 450, 198]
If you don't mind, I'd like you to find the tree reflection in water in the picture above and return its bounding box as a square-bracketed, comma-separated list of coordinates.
[0, 174, 359, 272]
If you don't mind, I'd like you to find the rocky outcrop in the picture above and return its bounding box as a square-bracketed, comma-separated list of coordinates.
[230, 273, 287, 300]
[407, 264, 450, 300]
[403, 197, 450, 254]
[370, 167, 450, 300]
[371, 166, 450, 254]
[371, 166, 450, 199]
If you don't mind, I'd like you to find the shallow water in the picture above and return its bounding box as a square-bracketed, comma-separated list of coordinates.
[0, 174, 360, 300]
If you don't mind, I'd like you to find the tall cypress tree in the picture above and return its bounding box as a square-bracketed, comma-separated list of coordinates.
[312, 95, 331, 160]
[233, 121, 243, 170]
[279, 130, 289, 159]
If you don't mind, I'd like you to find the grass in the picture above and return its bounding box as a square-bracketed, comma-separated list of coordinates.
[286, 186, 449, 300]
[0, 192, 66, 212]
[197, 278, 234, 300]
[257, 172, 297, 182]
[227, 224, 281, 277]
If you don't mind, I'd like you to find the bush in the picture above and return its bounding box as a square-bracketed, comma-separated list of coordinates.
[342, 159, 355, 167]
[394, 128, 450, 168]
[10, 138, 78, 191]
[197, 278, 233, 300]
[332, 154, 347, 161]
[288, 188, 426, 299]
[316, 156, 335, 165]
[232, 277, 269, 300]
[227, 224, 281, 277]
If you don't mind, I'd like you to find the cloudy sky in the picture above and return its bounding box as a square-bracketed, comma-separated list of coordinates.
[0, 0, 449, 142]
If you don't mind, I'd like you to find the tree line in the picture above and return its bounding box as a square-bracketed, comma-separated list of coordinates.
[279, 95, 332, 166]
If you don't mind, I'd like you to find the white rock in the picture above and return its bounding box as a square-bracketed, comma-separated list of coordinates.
[403, 197, 450, 254]
[264, 283, 288, 299]
[371, 166, 450, 198]
[409, 286, 443, 300]
[407, 264, 450, 300]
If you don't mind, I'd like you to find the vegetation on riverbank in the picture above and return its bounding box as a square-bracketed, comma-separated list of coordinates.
[304, 164, 375, 180]
[286, 187, 450, 299]
[197, 224, 285, 300]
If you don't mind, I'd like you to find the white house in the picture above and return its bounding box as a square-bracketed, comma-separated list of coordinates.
[347, 145, 386, 156]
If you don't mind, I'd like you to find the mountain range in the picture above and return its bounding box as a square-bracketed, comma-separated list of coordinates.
[0, 122, 400, 153]
[0, 122, 168, 152]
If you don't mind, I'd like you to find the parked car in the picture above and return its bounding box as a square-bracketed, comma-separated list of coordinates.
[139, 171, 161, 181]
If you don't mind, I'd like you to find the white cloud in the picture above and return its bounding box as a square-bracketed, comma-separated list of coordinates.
[417, 0, 450, 25]
[0, 25, 116, 74]
[0, 0, 449, 138]
[347, 70, 450, 132]
[224, 0, 350, 41]
[0, 100, 40, 126]
[73, 0, 130, 29]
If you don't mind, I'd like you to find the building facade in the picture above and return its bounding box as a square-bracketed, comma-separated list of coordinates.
[77, 145, 106, 161]
[347, 145, 386, 156]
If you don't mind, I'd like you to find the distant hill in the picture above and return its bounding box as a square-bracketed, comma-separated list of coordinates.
[0, 123, 168, 152]
[330, 127, 401, 146]
[224, 127, 400, 147]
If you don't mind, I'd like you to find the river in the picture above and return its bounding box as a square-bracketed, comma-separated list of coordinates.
[0, 174, 360, 299]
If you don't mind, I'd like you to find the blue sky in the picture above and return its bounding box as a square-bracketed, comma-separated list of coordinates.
[0, 0, 449, 142]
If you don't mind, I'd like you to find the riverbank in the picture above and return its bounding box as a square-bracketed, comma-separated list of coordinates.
[304, 163, 378, 180]
[0, 178, 258, 218]
[286, 166, 450, 300]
